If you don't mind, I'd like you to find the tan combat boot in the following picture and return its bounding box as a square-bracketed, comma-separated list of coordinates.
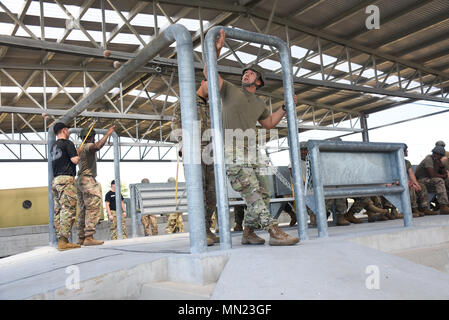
[241, 227, 265, 245]
[411, 208, 421, 218]
[344, 208, 363, 224]
[366, 211, 388, 222]
[57, 237, 81, 251]
[367, 203, 389, 214]
[268, 225, 300, 246]
[419, 207, 438, 216]
[206, 228, 220, 243]
[391, 208, 403, 219]
[309, 213, 317, 227]
[385, 209, 396, 220]
[233, 223, 243, 232]
[336, 214, 351, 226]
[83, 235, 104, 246]
[439, 204, 449, 215]
[206, 236, 214, 246]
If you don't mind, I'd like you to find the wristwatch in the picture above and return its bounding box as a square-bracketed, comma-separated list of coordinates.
[282, 104, 287, 111]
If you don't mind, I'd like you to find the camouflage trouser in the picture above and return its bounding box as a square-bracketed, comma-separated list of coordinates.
[325, 198, 347, 215]
[225, 148, 277, 230]
[110, 210, 128, 240]
[349, 197, 373, 213]
[409, 183, 429, 209]
[202, 164, 216, 230]
[211, 212, 217, 230]
[141, 214, 158, 236]
[77, 175, 102, 238]
[52, 175, 77, 239]
[418, 177, 449, 205]
[166, 213, 184, 233]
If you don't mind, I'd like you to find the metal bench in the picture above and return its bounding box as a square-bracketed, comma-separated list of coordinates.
[128, 166, 296, 237]
[305, 140, 413, 237]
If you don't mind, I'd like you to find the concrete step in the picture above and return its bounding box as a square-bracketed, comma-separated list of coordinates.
[140, 281, 216, 300]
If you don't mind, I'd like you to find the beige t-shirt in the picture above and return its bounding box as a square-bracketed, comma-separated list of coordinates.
[220, 80, 270, 132]
[78, 142, 97, 177]
[415, 154, 440, 180]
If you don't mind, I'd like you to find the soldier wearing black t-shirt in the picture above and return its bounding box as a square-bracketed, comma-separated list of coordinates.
[105, 180, 127, 240]
[50, 122, 81, 251]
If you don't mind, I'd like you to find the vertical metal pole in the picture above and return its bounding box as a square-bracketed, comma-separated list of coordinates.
[113, 132, 123, 240]
[130, 184, 137, 238]
[309, 144, 328, 237]
[165, 26, 207, 254]
[396, 148, 413, 227]
[39, 0, 45, 40]
[47, 128, 57, 245]
[101, 0, 106, 50]
[360, 114, 369, 142]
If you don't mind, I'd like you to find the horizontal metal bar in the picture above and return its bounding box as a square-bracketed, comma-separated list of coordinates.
[307, 140, 406, 152]
[0, 106, 173, 121]
[324, 185, 405, 198]
[0, 139, 175, 147]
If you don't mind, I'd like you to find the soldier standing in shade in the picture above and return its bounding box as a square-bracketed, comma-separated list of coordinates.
[140, 178, 159, 236]
[208, 29, 299, 246]
[76, 125, 115, 246]
[50, 122, 81, 251]
[105, 180, 128, 240]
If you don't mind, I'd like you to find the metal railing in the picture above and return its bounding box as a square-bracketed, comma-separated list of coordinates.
[47, 24, 208, 253]
[205, 26, 309, 248]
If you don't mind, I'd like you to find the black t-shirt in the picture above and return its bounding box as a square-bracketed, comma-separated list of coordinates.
[105, 190, 124, 211]
[51, 139, 77, 177]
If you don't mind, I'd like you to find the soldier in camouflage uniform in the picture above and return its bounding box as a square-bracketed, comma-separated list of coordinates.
[76, 125, 115, 246]
[140, 178, 159, 236]
[403, 146, 433, 217]
[325, 198, 350, 226]
[211, 29, 299, 246]
[165, 177, 185, 234]
[171, 80, 218, 246]
[346, 196, 392, 223]
[415, 145, 449, 214]
[51, 122, 81, 251]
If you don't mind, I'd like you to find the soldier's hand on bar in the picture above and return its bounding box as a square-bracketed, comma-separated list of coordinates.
[216, 29, 225, 52]
[107, 125, 115, 136]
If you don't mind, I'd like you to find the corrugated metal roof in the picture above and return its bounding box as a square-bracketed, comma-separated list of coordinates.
[0, 0, 447, 141]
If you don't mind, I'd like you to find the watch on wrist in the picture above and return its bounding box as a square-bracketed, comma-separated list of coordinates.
[282, 104, 286, 111]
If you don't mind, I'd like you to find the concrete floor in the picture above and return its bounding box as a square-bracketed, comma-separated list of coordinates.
[1, 215, 449, 300]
